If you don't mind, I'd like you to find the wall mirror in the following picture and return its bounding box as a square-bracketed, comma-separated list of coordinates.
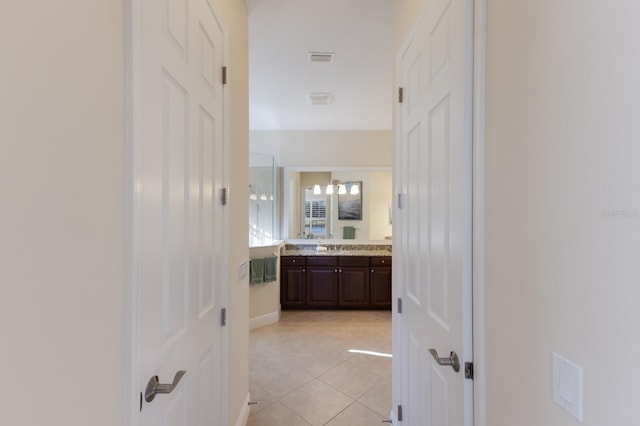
[283, 166, 392, 241]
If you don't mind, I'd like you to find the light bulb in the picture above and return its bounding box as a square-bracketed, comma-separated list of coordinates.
[325, 184, 334, 195]
[350, 184, 359, 195]
[338, 184, 346, 195]
[313, 184, 321, 195]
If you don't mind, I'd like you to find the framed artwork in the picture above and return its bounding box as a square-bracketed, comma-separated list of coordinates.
[338, 181, 362, 220]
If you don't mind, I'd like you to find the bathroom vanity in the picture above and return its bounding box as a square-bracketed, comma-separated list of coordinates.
[280, 242, 392, 310]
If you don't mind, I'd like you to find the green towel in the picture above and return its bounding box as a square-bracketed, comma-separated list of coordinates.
[343, 226, 356, 239]
[250, 258, 265, 284]
[264, 257, 277, 282]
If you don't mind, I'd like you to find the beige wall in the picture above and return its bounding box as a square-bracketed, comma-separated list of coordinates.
[218, 0, 250, 423]
[367, 172, 393, 240]
[394, 0, 640, 424]
[0, 1, 125, 425]
[485, 1, 640, 424]
[0, 1, 249, 425]
[251, 130, 393, 167]
[249, 245, 281, 326]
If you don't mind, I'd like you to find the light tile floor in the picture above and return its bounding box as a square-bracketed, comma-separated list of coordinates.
[249, 310, 392, 426]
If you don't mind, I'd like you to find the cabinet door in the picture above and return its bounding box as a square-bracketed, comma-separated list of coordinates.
[370, 267, 392, 308]
[281, 266, 306, 307]
[306, 267, 338, 307]
[338, 266, 370, 307]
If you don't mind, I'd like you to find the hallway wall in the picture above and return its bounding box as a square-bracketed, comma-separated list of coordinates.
[484, 1, 640, 424]
[0, 1, 125, 424]
[218, 0, 251, 423]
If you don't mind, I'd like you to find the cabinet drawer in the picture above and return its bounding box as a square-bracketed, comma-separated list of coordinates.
[370, 256, 392, 267]
[281, 256, 306, 266]
[338, 256, 369, 267]
[307, 256, 338, 267]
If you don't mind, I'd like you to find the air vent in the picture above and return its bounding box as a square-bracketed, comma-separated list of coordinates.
[308, 52, 335, 63]
[307, 92, 333, 106]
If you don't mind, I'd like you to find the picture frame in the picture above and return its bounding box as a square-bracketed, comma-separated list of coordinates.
[338, 181, 362, 220]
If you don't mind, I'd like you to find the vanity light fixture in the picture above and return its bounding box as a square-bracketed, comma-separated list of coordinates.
[316, 180, 359, 196]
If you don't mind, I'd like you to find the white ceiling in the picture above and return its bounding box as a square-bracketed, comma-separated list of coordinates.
[246, 0, 393, 131]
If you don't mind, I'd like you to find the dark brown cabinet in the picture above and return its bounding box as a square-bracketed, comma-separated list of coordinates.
[280, 256, 306, 307]
[306, 257, 338, 307]
[281, 255, 391, 309]
[370, 256, 392, 308]
[338, 257, 370, 308]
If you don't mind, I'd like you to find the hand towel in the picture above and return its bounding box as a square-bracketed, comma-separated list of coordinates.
[264, 256, 277, 282]
[250, 258, 265, 284]
[343, 226, 356, 239]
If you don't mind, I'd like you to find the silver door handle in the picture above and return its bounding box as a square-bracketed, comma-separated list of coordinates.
[428, 349, 460, 372]
[145, 370, 187, 402]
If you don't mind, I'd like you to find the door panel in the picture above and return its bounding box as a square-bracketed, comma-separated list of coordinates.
[306, 268, 338, 306]
[338, 267, 370, 307]
[135, 0, 226, 423]
[395, 0, 473, 424]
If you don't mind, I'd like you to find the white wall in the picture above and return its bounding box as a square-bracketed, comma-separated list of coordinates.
[393, 0, 640, 424]
[484, 1, 640, 424]
[0, 1, 125, 424]
[251, 130, 393, 167]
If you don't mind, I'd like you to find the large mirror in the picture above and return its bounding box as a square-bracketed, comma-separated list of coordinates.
[283, 167, 392, 241]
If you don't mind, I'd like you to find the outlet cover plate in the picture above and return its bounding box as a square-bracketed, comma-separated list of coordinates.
[552, 352, 584, 422]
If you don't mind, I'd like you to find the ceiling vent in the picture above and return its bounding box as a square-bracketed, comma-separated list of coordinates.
[308, 52, 335, 63]
[307, 92, 333, 106]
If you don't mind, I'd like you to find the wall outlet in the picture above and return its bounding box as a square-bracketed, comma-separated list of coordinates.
[239, 261, 248, 279]
[552, 352, 584, 422]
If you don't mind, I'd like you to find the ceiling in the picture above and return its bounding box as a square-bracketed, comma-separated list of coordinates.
[246, 0, 393, 131]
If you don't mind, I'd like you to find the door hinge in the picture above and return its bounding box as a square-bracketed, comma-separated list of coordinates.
[221, 187, 228, 206]
[221, 308, 227, 326]
[397, 297, 403, 314]
[465, 362, 474, 380]
[397, 405, 403, 422]
[397, 193, 403, 209]
[222, 66, 227, 85]
[398, 87, 404, 103]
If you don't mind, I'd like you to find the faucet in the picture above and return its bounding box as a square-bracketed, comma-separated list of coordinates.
[315, 239, 328, 252]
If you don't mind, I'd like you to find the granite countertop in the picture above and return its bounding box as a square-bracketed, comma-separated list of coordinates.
[280, 243, 392, 257]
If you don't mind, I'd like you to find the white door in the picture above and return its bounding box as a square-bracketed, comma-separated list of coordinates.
[394, 0, 473, 424]
[133, 0, 227, 424]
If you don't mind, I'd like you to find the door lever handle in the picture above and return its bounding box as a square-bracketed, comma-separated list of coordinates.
[428, 349, 460, 372]
[145, 370, 187, 402]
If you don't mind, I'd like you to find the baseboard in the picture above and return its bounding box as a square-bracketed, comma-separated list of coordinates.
[234, 392, 251, 426]
[249, 311, 279, 330]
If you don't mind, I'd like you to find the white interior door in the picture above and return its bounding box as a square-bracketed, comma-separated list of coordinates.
[394, 0, 473, 424]
[134, 0, 227, 423]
